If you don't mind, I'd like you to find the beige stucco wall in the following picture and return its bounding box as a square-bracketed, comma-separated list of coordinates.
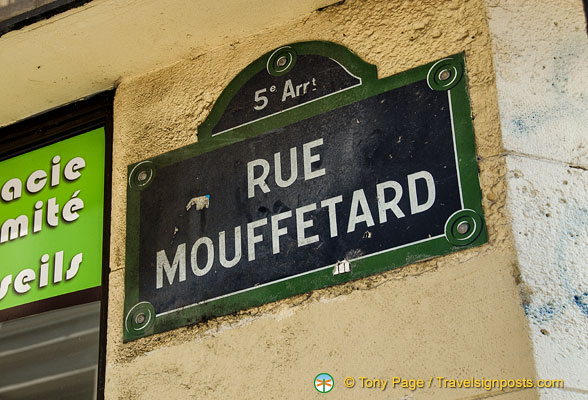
[0, 0, 340, 127]
[105, 0, 538, 398]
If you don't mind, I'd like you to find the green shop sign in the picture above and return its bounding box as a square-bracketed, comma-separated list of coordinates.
[0, 128, 105, 320]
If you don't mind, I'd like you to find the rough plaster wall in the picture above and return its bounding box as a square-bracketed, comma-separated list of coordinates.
[106, 0, 539, 398]
[486, 0, 588, 398]
[0, 0, 340, 127]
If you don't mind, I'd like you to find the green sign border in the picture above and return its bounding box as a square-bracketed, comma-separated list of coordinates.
[124, 41, 487, 342]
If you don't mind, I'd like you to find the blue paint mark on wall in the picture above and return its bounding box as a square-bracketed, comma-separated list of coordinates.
[511, 112, 541, 138]
[524, 303, 558, 323]
[508, 51, 588, 141]
[524, 294, 588, 322]
[521, 205, 588, 324]
[573, 293, 588, 316]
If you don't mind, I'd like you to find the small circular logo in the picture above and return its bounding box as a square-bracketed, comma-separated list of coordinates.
[314, 373, 334, 393]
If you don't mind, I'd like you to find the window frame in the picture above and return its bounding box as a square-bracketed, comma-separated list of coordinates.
[0, 0, 92, 38]
[0, 90, 113, 399]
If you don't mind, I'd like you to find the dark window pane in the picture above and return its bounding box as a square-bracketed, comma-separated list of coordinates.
[0, 0, 86, 35]
[0, 302, 100, 400]
[0, 0, 68, 22]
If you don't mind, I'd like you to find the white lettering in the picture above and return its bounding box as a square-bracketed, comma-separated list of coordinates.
[296, 203, 319, 247]
[1, 178, 22, 202]
[347, 189, 375, 233]
[66, 253, 83, 280]
[274, 147, 298, 188]
[0, 275, 12, 300]
[191, 237, 214, 276]
[62, 190, 84, 222]
[46, 197, 59, 227]
[321, 195, 343, 238]
[247, 159, 271, 199]
[63, 157, 85, 181]
[219, 227, 242, 268]
[271, 210, 292, 254]
[54, 250, 63, 283]
[1, 215, 28, 243]
[26, 170, 47, 194]
[39, 254, 49, 288]
[408, 171, 436, 214]
[51, 156, 61, 187]
[247, 218, 267, 261]
[33, 201, 43, 233]
[282, 79, 296, 102]
[376, 181, 405, 223]
[156, 244, 186, 289]
[303, 139, 326, 181]
[14, 269, 35, 294]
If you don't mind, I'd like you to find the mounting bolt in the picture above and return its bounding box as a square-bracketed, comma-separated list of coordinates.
[276, 56, 288, 67]
[137, 171, 148, 182]
[439, 69, 451, 81]
[457, 221, 470, 234]
[135, 313, 146, 325]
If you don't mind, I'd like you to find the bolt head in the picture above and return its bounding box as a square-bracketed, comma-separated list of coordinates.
[135, 313, 146, 324]
[457, 221, 470, 234]
[137, 171, 148, 182]
[276, 56, 288, 68]
[439, 69, 451, 81]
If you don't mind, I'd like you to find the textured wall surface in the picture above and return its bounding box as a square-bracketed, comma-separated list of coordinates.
[486, 0, 588, 398]
[0, 0, 339, 127]
[105, 0, 539, 398]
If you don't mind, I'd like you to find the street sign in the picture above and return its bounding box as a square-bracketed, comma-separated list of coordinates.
[124, 42, 486, 341]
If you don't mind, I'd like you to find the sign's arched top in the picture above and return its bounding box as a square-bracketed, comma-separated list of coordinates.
[198, 41, 378, 140]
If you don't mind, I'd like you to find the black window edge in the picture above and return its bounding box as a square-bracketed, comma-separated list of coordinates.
[584, 0, 588, 34]
[0, 0, 92, 38]
[0, 90, 114, 400]
[0, 91, 112, 160]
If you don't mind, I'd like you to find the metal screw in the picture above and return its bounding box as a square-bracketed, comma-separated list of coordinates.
[135, 313, 146, 324]
[137, 171, 148, 182]
[457, 221, 470, 234]
[276, 56, 288, 68]
[439, 69, 451, 81]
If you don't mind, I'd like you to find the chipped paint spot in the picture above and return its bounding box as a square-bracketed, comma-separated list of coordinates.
[345, 248, 364, 260]
[333, 259, 350, 275]
[186, 195, 210, 211]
